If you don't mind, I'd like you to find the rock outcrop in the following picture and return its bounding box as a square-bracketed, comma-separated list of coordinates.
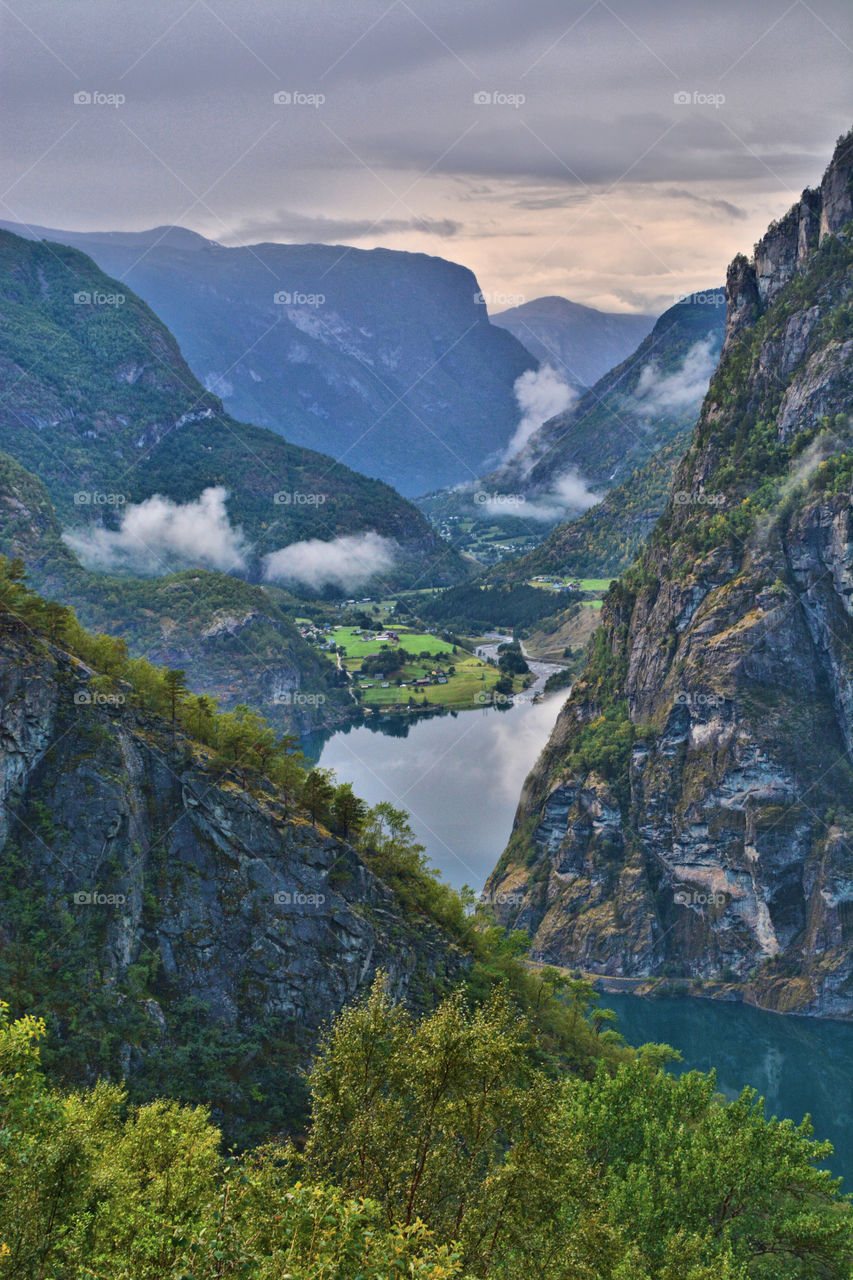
[486, 129, 853, 1018]
[0, 615, 466, 1137]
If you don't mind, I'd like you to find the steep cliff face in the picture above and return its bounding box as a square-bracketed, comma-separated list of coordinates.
[0, 615, 465, 1138]
[486, 130, 853, 1018]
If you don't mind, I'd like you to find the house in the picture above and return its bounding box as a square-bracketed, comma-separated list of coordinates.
[437, 676, 447, 685]
[414, 678, 431, 687]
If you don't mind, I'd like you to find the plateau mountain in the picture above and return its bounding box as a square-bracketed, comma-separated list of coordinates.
[0, 220, 537, 495]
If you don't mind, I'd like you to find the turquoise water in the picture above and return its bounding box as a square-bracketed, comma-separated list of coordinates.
[311, 703, 853, 1188]
[604, 993, 853, 1186]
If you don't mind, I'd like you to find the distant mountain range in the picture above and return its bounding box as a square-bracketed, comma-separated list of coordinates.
[420, 290, 725, 566]
[491, 295, 656, 389]
[0, 228, 465, 592]
[0, 220, 537, 496]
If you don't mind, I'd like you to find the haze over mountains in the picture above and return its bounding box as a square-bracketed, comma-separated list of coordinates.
[0, 220, 539, 496]
[491, 295, 656, 390]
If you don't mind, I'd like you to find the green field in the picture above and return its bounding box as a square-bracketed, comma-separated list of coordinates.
[333, 626, 456, 660]
[307, 624, 522, 710]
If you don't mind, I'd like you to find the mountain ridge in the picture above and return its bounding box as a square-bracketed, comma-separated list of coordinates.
[485, 128, 853, 1018]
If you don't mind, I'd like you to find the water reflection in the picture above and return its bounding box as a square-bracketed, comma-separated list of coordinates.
[311, 696, 568, 891]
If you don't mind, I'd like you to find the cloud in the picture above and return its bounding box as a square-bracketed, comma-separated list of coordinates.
[233, 210, 463, 244]
[627, 335, 718, 419]
[478, 469, 601, 523]
[63, 486, 249, 575]
[262, 532, 396, 590]
[501, 365, 577, 462]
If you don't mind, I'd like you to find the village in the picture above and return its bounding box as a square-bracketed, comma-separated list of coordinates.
[296, 617, 531, 712]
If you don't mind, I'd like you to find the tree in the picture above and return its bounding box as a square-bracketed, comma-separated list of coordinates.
[162, 668, 188, 726]
[331, 783, 368, 843]
[301, 768, 336, 827]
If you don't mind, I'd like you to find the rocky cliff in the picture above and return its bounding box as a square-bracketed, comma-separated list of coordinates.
[0, 613, 465, 1139]
[486, 129, 853, 1018]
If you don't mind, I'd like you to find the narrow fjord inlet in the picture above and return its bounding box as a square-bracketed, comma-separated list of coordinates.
[0, 5, 851, 1277]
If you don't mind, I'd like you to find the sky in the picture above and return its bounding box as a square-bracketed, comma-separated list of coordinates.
[1, 0, 851, 313]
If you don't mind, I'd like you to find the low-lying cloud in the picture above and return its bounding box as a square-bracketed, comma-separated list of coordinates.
[262, 532, 396, 590]
[502, 365, 576, 462]
[63, 486, 250, 575]
[628, 334, 718, 420]
[478, 470, 601, 524]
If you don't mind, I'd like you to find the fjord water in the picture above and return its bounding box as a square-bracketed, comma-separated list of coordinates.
[314, 699, 853, 1188]
[313, 694, 566, 892]
[604, 994, 853, 1186]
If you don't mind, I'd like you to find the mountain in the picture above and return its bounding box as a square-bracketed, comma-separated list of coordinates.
[0, 451, 353, 738]
[485, 129, 853, 1018]
[488, 430, 690, 583]
[0, 593, 467, 1141]
[416, 291, 725, 568]
[0, 228, 467, 592]
[491, 295, 656, 389]
[496, 288, 726, 499]
[0, 220, 537, 496]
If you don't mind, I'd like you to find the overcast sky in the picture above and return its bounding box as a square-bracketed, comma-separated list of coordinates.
[2, 0, 851, 312]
